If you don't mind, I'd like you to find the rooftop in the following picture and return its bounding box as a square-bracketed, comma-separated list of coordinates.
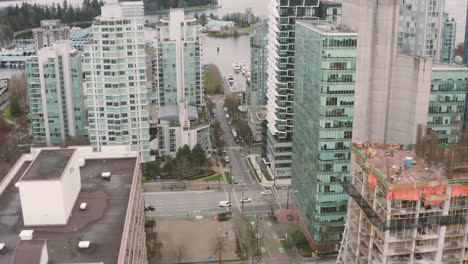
[297, 20, 356, 35]
[0, 154, 138, 264]
[352, 142, 468, 185]
[20, 149, 75, 181]
[13, 240, 45, 264]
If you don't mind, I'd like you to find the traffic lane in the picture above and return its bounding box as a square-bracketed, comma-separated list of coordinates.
[229, 150, 254, 185]
[144, 191, 229, 215]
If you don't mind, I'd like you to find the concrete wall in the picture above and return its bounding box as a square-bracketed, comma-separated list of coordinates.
[19, 181, 67, 226]
[40, 243, 49, 264]
[60, 153, 81, 222]
[387, 56, 432, 144]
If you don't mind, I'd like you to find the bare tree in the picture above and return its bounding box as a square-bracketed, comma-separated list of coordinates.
[211, 235, 227, 264]
[234, 213, 263, 263]
[173, 241, 187, 264]
[9, 73, 27, 117]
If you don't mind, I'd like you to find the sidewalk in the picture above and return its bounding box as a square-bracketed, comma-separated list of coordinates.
[246, 154, 291, 187]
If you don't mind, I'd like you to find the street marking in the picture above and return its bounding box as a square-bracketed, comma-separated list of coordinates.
[272, 186, 283, 210]
[278, 247, 285, 253]
[145, 190, 217, 195]
[260, 247, 266, 253]
[146, 211, 222, 217]
[272, 234, 278, 239]
[232, 188, 241, 210]
[267, 221, 272, 226]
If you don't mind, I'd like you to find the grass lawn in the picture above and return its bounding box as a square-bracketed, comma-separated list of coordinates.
[203, 68, 214, 93]
[224, 171, 232, 184]
[262, 169, 272, 181]
[1, 105, 14, 121]
[247, 158, 262, 183]
[204, 173, 222, 181]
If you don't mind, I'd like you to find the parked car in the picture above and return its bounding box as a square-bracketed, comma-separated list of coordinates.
[261, 190, 272, 195]
[144, 205, 155, 211]
[224, 107, 228, 112]
[224, 156, 230, 163]
[233, 177, 239, 184]
[240, 197, 252, 203]
[219, 201, 232, 207]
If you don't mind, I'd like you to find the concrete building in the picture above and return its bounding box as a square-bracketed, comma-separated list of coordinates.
[26, 41, 87, 146]
[290, 20, 357, 253]
[33, 20, 70, 50]
[315, 0, 342, 23]
[247, 105, 267, 142]
[248, 21, 268, 106]
[338, 139, 468, 264]
[397, 0, 445, 59]
[0, 145, 148, 264]
[464, 3, 468, 66]
[263, 0, 319, 179]
[83, 1, 151, 161]
[428, 64, 468, 144]
[151, 9, 211, 156]
[440, 13, 457, 64]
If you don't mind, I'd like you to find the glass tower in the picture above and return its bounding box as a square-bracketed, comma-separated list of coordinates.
[291, 20, 357, 252]
[440, 13, 456, 64]
[83, 1, 150, 161]
[26, 41, 87, 146]
[248, 21, 269, 106]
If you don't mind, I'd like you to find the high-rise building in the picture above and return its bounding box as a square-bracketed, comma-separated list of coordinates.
[0, 145, 148, 264]
[338, 139, 468, 264]
[428, 64, 468, 144]
[33, 20, 70, 50]
[83, 1, 151, 161]
[343, 0, 433, 145]
[464, 3, 468, 66]
[151, 9, 211, 156]
[26, 41, 87, 146]
[440, 13, 457, 64]
[248, 21, 268, 106]
[263, 0, 319, 179]
[291, 20, 357, 253]
[315, 0, 342, 23]
[397, 0, 445, 59]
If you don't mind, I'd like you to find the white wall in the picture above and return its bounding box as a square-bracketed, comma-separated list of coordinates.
[19, 181, 66, 226]
[40, 243, 49, 264]
[60, 154, 81, 221]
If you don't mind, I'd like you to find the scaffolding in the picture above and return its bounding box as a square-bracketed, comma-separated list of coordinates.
[338, 126, 468, 264]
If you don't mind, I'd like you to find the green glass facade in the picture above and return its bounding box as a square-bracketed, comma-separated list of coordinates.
[26, 47, 86, 145]
[291, 21, 357, 251]
[248, 21, 268, 106]
[428, 67, 468, 144]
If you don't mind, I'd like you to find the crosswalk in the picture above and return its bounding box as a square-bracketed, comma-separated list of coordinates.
[225, 146, 242, 150]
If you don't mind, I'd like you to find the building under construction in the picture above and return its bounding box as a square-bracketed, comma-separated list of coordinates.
[338, 126, 468, 263]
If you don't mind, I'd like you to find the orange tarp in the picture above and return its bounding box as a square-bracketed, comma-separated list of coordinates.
[422, 187, 446, 205]
[368, 171, 377, 186]
[452, 185, 468, 196]
[388, 189, 420, 201]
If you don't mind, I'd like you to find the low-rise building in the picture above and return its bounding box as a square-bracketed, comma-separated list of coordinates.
[247, 105, 267, 142]
[32, 20, 70, 50]
[0, 145, 148, 264]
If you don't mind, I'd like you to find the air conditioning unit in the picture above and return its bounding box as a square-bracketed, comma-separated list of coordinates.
[80, 203, 87, 210]
[19, 230, 34, 240]
[78, 158, 85, 167]
[101, 172, 111, 179]
[78, 241, 91, 249]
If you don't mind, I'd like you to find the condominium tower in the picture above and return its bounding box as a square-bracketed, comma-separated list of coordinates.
[83, 1, 151, 161]
[26, 41, 87, 145]
[291, 20, 357, 253]
[464, 2, 468, 66]
[248, 21, 269, 106]
[152, 9, 211, 156]
[397, 0, 445, 59]
[264, 0, 319, 179]
[440, 13, 456, 64]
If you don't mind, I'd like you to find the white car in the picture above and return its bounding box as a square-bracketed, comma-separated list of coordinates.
[224, 156, 230, 163]
[261, 190, 272, 195]
[219, 201, 232, 207]
[240, 197, 252, 203]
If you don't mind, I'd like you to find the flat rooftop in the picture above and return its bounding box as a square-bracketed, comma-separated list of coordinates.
[20, 149, 75, 181]
[297, 20, 356, 34]
[353, 143, 450, 184]
[13, 240, 46, 264]
[0, 156, 137, 264]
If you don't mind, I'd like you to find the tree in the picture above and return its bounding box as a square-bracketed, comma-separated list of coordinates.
[9, 97, 23, 118]
[455, 42, 464, 56]
[143, 160, 161, 179]
[173, 241, 187, 264]
[191, 143, 206, 167]
[163, 156, 177, 176]
[9, 73, 27, 118]
[0, 115, 10, 146]
[211, 235, 227, 264]
[199, 13, 207, 26]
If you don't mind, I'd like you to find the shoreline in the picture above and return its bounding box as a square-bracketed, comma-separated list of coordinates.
[145, 5, 220, 15]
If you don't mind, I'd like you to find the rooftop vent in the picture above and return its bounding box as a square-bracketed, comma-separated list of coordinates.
[19, 230, 34, 240]
[80, 203, 87, 210]
[101, 172, 111, 179]
[78, 241, 91, 249]
[78, 158, 85, 167]
[0, 242, 5, 253]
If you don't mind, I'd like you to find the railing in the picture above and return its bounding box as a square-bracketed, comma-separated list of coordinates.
[0, 154, 33, 198]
